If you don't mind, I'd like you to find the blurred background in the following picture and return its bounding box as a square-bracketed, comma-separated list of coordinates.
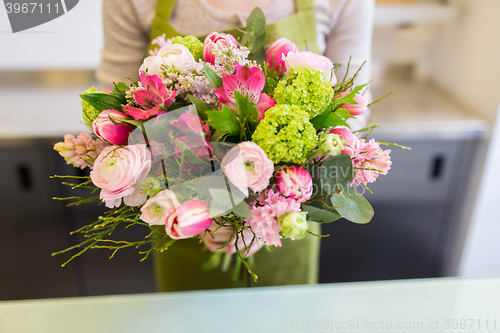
[1, 0, 499, 300]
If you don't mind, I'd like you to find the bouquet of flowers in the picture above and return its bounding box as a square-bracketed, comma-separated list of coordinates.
[53, 9, 401, 281]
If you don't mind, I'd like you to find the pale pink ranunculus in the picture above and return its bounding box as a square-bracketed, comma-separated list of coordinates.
[203, 32, 238, 65]
[266, 37, 298, 74]
[139, 44, 196, 76]
[92, 110, 134, 145]
[123, 73, 176, 121]
[329, 128, 361, 158]
[336, 91, 368, 116]
[166, 200, 212, 239]
[140, 189, 180, 226]
[215, 64, 276, 121]
[284, 51, 336, 85]
[221, 141, 274, 196]
[90, 144, 151, 208]
[274, 165, 313, 203]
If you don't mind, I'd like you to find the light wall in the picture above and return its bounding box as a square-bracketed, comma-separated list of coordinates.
[428, 0, 500, 123]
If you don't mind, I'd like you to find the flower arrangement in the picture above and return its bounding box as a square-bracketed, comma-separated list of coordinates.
[52, 8, 406, 281]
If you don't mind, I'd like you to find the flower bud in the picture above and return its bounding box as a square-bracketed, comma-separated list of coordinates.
[203, 32, 238, 65]
[141, 177, 163, 197]
[92, 110, 134, 145]
[329, 128, 360, 158]
[265, 37, 298, 74]
[279, 211, 308, 240]
[337, 91, 368, 116]
[166, 200, 212, 239]
[140, 189, 180, 226]
[274, 165, 313, 203]
[318, 132, 344, 156]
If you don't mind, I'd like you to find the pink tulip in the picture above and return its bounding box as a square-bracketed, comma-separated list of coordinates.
[215, 64, 276, 121]
[274, 165, 313, 203]
[265, 38, 298, 74]
[203, 32, 238, 65]
[90, 144, 151, 208]
[92, 110, 134, 145]
[336, 91, 368, 116]
[123, 73, 176, 120]
[166, 200, 212, 239]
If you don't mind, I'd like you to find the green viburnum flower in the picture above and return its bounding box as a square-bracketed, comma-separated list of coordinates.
[252, 104, 318, 164]
[273, 66, 334, 118]
[81, 87, 102, 128]
[172, 36, 204, 61]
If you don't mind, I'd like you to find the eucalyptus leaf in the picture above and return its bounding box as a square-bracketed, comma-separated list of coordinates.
[317, 154, 354, 194]
[240, 7, 266, 56]
[232, 200, 252, 218]
[302, 203, 341, 223]
[330, 188, 374, 224]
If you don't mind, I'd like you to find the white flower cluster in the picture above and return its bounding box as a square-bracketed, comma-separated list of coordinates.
[161, 61, 218, 107]
[125, 85, 142, 107]
[211, 44, 251, 73]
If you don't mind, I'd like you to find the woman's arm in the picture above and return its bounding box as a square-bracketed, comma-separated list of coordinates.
[96, 0, 156, 90]
[319, 0, 375, 129]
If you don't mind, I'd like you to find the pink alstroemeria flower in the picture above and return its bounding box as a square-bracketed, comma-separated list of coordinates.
[215, 64, 276, 121]
[123, 73, 176, 121]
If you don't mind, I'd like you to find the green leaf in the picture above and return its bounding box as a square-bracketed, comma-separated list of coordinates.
[112, 82, 129, 104]
[335, 107, 355, 119]
[81, 93, 123, 112]
[108, 114, 143, 127]
[206, 105, 241, 135]
[232, 200, 252, 218]
[264, 75, 278, 95]
[310, 109, 350, 131]
[317, 154, 354, 193]
[302, 203, 341, 223]
[332, 84, 367, 109]
[175, 140, 211, 167]
[330, 188, 374, 224]
[212, 129, 230, 142]
[187, 95, 214, 121]
[234, 92, 258, 133]
[240, 7, 266, 56]
[204, 64, 223, 89]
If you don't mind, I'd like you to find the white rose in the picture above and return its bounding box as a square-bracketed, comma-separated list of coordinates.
[139, 44, 196, 76]
[140, 189, 180, 225]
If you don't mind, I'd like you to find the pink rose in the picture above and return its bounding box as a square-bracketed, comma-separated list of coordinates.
[329, 128, 361, 158]
[203, 32, 238, 65]
[284, 51, 336, 85]
[221, 141, 274, 196]
[275, 165, 313, 203]
[266, 37, 298, 74]
[166, 200, 212, 239]
[90, 144, 151, 208]
[336, 91, 368, 116]
[92, 110, 134, 145]
[140, 189, 180, 226]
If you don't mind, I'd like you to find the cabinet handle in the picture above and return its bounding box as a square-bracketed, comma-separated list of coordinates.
[16, 164, 33, 191]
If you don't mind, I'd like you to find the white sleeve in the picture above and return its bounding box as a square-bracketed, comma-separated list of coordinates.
[96, 0, 154, 90]
[321, 0, 375, 130]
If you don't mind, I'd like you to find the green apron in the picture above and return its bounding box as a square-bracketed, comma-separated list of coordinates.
[150, 0, 322, 291]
